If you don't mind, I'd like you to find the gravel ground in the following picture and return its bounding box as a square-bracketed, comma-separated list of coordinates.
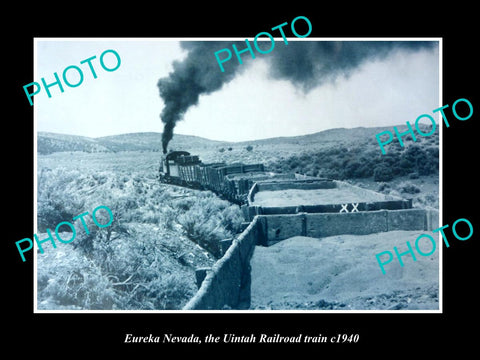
[250, 231, 440, 311]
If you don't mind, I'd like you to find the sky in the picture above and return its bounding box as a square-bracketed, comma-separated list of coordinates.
[34, 38, 440, 142]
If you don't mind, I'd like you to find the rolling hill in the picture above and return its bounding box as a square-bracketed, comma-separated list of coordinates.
[37, 131, 227, 155]
[37, 124, 434, 155]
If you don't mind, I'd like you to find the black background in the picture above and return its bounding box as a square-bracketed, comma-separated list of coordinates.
[5, 5, 478, 355]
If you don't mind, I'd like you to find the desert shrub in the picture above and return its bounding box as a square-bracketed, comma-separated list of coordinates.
[174, 198, 193, 211]
[74, 213, 128, 259]
[37, 156, 237, 310]
[398, 157, 414, 173]
[158, 205, 179, 231]
[304, 168, 317, 177]
[37, 201, 79, 233]
[177, 208, 227, 257]
[377, 182, 391, 193]
[373, 165, 394, 182]
[176, 195, 243, 257]
[268, 135, 438, 182]
[344, 160, 373, 179]
[37, 246, 116, 310]
[145, 273, 196, 310]
[379, 152, 402, 176]
[111, 272, 194, 310]
[220, 204, 245, 233]
[319, 167, 342, 179]
[70, 195, 130, 257]
[396, 181, 421, 194]
[101, 228, 197, 310]
[357, 163, 374, 178]
[37, 168, 88, 231]
[400, 145, 430, 175]
[413, 193, 438, 209]
[37, 225, 196, 310]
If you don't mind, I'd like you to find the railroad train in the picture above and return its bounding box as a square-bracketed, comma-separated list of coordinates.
[158, 150, 271, 204]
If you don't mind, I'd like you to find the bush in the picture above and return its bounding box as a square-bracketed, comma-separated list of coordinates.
[400, 144, 438, 176]
[37, 168, 86, 232]
[175, 196, 243, 258]
[344, 160, 373, 178]
[37, 225, 197, 310]
[149, 273, 196, 310]
[377, 182, 391, 192]
[396, 181, 421, 194]
[413, 193, 438, 209]
[37, 246, 116, 310]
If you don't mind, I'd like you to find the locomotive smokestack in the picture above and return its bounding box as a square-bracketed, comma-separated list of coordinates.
[162, 120, 174, 154]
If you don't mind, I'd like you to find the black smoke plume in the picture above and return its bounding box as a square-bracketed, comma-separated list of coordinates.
[267, 41, 435, 92]
[157, 41, 245, 153]
[157, 40, 436, 152]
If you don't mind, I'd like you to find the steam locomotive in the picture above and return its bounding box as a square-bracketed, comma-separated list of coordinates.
[158, 151, 266, 204]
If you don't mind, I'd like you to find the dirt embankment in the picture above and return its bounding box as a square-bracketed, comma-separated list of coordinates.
[250, 231, 439, 310]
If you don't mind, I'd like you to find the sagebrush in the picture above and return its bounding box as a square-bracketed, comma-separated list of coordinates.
[37, 159, 243, 310]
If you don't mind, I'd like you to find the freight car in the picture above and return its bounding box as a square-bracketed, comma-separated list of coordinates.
[158, 151, 266, 204]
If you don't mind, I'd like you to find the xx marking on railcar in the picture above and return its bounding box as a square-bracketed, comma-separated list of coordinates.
[339, 203, 359, 213]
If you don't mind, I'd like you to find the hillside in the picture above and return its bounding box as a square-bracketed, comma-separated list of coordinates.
[37, 131, 230, 155]
[37, 131, 227, 155]
[237, 126, 399, 147]
[37, 132, 111, 154]
[96, 132, 227, 153]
